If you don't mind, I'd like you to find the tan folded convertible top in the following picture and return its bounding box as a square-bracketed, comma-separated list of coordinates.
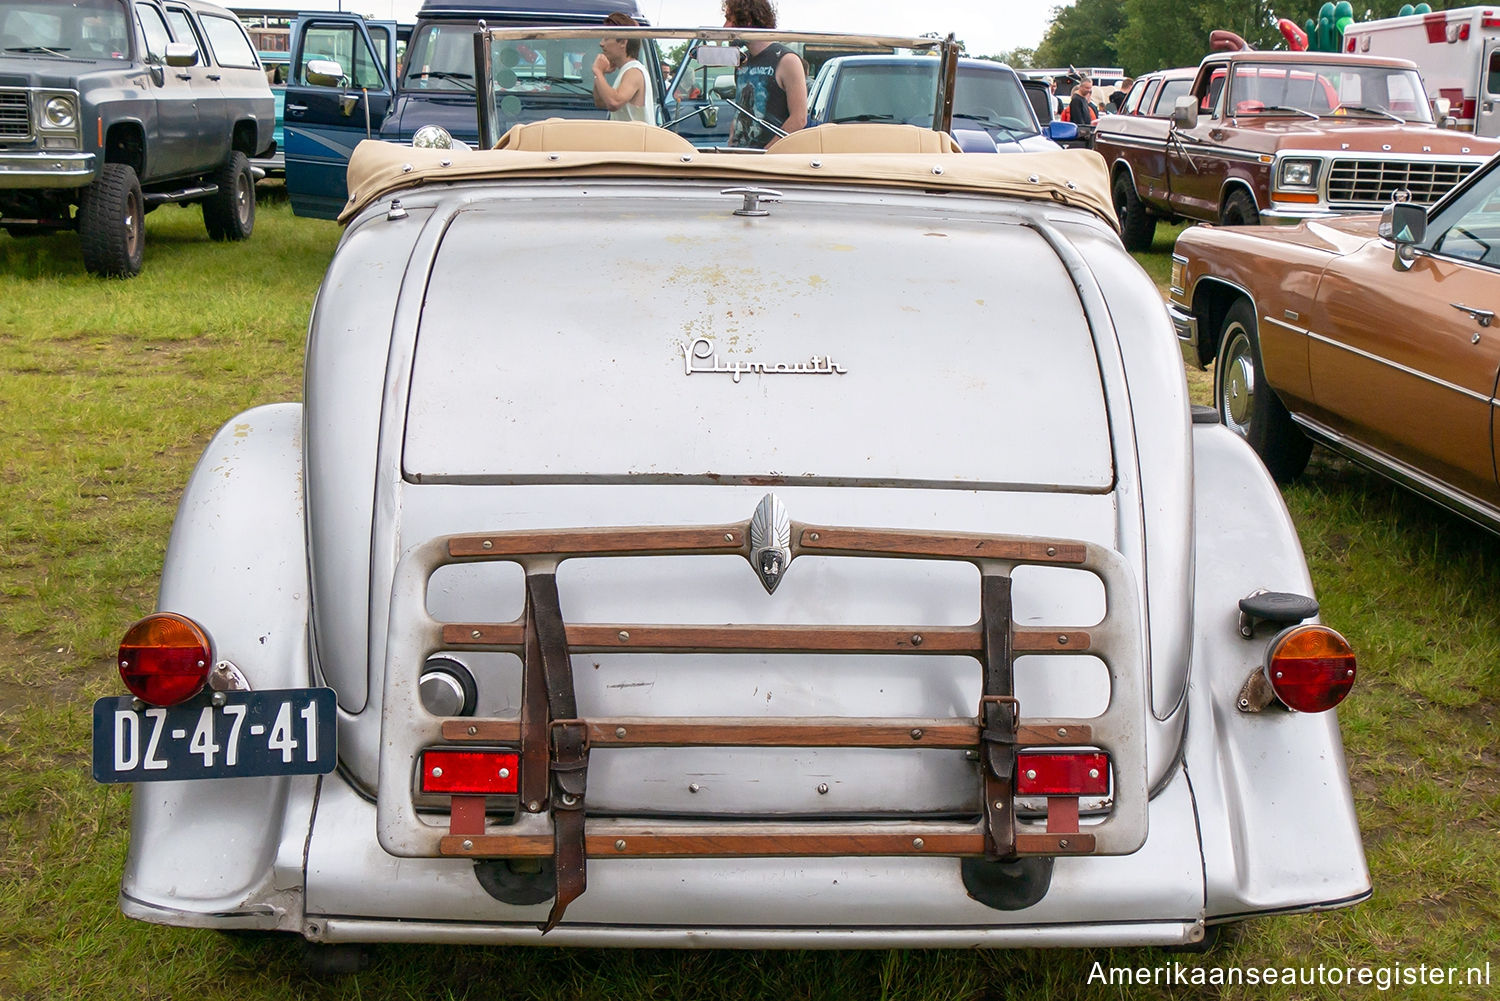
[340, 123, 1117, 228]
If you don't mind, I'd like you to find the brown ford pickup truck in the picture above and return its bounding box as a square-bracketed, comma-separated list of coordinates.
[1094, 50, 1500, 250]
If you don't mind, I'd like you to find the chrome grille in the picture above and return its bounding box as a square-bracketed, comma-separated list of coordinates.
[0, 90, 30, 140]
[1327, 158, 1478, 206]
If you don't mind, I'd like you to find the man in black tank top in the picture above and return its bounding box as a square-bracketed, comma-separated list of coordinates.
[722, 0, 807, 147]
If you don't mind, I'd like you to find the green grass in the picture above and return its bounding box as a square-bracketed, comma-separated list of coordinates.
[2, 202, 1498, 999]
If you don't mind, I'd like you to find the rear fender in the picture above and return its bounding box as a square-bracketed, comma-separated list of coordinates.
[121, 403, 315, 931]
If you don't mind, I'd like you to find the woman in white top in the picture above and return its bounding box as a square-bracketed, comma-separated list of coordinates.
[591, 12, 654, 123]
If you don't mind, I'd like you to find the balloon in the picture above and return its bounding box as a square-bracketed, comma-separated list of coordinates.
[1334, 1, 1353, 19]
[1279, 18, 1309, 51]
[1399, 4, 1414, 14]
[1211, 29, 1251, 52]
[1337, 16, 1353, 33]
[1416, 3, 1432, 12]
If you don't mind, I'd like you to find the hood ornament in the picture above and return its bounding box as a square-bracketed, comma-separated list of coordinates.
[748, 493, 792, 595]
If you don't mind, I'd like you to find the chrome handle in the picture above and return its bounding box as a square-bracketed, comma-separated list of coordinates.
[1451, 302, 1494, 326]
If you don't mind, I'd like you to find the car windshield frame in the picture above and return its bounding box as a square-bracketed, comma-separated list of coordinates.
[472, 26, 960, 150]
[0, 0, 132, 61]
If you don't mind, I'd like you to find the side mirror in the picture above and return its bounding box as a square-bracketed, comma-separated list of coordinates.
[698, 104, 719, 129]
[1380, 201, 1427, 270]
[711, 74, 736, 99]
[305, 59, 347, 88]
[1171, 95, 1199, 130]
[1047, 120, 1078, 141]
[164, 42, 198, 67]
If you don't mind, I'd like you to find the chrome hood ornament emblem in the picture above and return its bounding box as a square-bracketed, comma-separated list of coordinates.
[748, 493, 792, 595]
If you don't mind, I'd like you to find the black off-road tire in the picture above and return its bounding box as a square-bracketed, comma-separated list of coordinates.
[203, 150, 255, 241]
[1112, 171, 1156, 252]
[1214, 298, 1311, 482]
[1220, 188, 1260, 227]
[78, 163, 145, 277]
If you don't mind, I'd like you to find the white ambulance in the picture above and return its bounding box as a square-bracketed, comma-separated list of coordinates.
[1344, 6, 1500, 136]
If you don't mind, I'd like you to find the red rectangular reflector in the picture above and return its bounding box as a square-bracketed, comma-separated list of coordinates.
[1016, 752, 1110, 796]
[420, 749, 519, 794]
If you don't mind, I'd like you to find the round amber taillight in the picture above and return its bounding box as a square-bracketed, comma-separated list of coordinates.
[1266, 624, 1356, 713]
[118, 613, 213, 706]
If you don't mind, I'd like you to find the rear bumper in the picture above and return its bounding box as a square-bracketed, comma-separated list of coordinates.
[1169, 300, 1200, 369]
[0, 150, 95, 187]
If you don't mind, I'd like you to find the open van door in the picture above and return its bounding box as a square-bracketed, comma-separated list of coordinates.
[285, 13, 399, 219]
[1479, 40, 1500, 138]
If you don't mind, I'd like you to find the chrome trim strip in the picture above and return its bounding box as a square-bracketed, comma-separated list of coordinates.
[1290, 414, 1500, 533]
[1306, 329, 1494, 405]
[1264, 315, 1308, 337]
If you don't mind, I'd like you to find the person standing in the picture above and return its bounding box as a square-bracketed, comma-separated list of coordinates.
[592, 11, 654, 123]
[722, 0, 807, 147]
[1068, 78, 1098, 129]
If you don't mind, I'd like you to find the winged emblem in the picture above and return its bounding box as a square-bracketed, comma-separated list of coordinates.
[748, 493, 792, 595]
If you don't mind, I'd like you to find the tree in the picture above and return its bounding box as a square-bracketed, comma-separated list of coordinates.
[1115, 0, 1279, 75]
[1035, 0, 1129, 68]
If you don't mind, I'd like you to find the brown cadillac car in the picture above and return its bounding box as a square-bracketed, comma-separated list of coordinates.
[1170, 155, 1500, 532]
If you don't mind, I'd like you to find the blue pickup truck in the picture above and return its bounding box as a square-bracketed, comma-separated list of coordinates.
[283, 0, 664, 218]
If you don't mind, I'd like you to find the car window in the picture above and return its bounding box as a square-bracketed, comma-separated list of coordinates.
[199, 12, 257, 69]
[163, 7, 200, 51]
[298, 20, 385, 89]
[1489, 49, 1500, 96]
[134, 1, 170, 63]
[1, 0, 130, 59]
[1428, 166, 1500, 267]
[1155, 78, 1189, 115]
[1123, 78, 1148, 114]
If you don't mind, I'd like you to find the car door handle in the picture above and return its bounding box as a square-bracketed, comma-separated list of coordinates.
[207, 73, 220, 81]
[176, 73, 191, 80]
[1450, 302, 1494, 326]
[286, 103, 307, 114]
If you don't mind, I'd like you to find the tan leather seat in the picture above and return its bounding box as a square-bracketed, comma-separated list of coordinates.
[494, 118, 695, 153]
[766, 123, 962, 155]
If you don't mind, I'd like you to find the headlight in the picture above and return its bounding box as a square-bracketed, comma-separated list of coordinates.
[1277, 158, 1320, 189]
[412, 124, 456, 149]
[44, 96, 76, 129]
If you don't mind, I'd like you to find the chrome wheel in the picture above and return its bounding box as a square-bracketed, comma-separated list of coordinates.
[1217, 324, 1255, 438]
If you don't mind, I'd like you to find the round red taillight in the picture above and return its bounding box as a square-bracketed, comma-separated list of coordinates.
[118, 613, 213, 706]
[1266, 624, 1355, 713]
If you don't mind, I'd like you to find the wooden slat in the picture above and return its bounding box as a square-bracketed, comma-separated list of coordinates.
[797, 526, 1088, 564]
[441, 622, 1091, 654]
[438, 826, 1096, 858]
[439, 717, 1094, 747]
[449, 526, 744, 558]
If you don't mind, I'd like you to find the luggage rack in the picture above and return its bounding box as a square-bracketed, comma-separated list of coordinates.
[377, 500, 1148, 924]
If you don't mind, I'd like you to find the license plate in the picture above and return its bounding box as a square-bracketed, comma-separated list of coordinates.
[92, 688, 337, 784]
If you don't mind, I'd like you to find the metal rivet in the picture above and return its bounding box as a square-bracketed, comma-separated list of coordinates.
[211, 691, 227, 707]
[471, 629, 482, 639]
[1057, 727, 1067, 738]
[432, 766, 444, 777]
[1058, 838, 1070, 849]
[680, 154, 692, 163]
[817, 783, 829, 794]
[931, 165, 944, 175]
[1028, 174, 1039, 183]
[615, 726, 627, 738]
[1275, 671, 1284, 679]
[910, 728, 924, 740]
[561, 793, 578, 806]
[1346, 669, 1355, 677]
[810, 159, 822, 168]
[527, 801, 541, 812]
[440, 159, 451, 168]
[548, 153, 560, 161]
[1238, 698, 1251, 709]
[498, 768, 510, 779]
[1066, 181, 1078, 190]
[724, 533, 734, 542]
[119, 660, 129, 668]
[615, 839, 627, 851]
[401, 163, 413, 173]
[461, 839, 473, 850]
[912, 838, 924, 849]
[1089, 768, 1100, 779]
[993, 801, 1005, 811]
[1026, 769, 1037, 780]
[911, 634, 923, 646]
[481, 540, 493, 549]
[131, 697, 146, 711]
[808, 532, 820, 541]
[689, 783, 701, 793]
[1046, 546, 1057, 556]
[1058, 635, 1069, 645]
[197, 660, 205, 668]
[1474, 333, 1483, 345]
[618, 631, 630, 642]
[467, 725, 478, 735]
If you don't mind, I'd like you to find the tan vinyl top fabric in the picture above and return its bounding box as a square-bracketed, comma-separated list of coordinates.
[495, 119, 697, 154]
[340, 134, 1117, 229]
[766, 123, 963, 155]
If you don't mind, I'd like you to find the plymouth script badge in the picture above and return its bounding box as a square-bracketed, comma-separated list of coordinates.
[748, 493, 792, 595]
[682, 337, 847, 383]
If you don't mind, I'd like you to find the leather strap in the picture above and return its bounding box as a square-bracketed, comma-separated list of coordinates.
[526, 574, 590, 932]
[979, 574, 1017, 859]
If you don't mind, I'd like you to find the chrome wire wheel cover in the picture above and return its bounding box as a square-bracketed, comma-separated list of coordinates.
[1218, 325, 1255, 438]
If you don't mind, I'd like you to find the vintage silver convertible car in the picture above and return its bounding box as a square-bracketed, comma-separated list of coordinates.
[92, 28, 1368, 950]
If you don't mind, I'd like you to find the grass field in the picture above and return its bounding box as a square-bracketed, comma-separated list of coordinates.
[1, 199, 1497, 1000]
